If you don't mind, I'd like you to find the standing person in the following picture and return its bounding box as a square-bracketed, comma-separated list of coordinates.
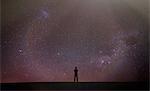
[74, 66, 78, 82]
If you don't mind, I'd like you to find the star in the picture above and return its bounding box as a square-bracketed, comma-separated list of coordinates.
[57, 52, 61, 56]
[18, 49, 23, 53]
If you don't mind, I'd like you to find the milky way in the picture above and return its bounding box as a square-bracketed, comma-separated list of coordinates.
[1, 0, 149, 82]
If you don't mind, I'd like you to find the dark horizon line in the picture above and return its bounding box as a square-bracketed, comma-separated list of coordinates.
[1, 80, 149, 83]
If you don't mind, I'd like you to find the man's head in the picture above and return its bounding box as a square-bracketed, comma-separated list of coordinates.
[75, 66, 77, 69]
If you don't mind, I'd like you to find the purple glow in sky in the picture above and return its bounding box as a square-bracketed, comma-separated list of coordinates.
[1, 0, 149, 83]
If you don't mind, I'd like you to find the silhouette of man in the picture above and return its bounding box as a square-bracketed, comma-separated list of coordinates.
[74, 66, 78, 82]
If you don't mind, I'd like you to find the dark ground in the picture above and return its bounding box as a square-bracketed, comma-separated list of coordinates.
[1, 82, 149, 90]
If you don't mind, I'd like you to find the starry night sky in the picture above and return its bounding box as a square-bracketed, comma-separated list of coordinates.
[1, 0, 149, 83]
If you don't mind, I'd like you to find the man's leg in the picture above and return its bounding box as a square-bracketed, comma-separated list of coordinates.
[74, 76, 78, 82]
